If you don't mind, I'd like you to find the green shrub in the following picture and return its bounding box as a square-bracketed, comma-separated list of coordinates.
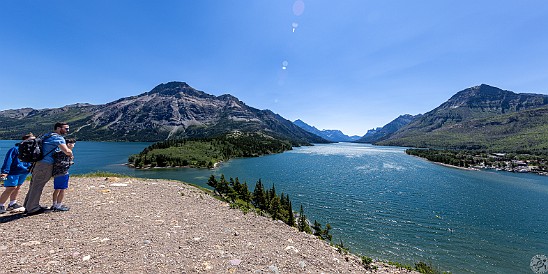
[334, 239, 350, 255]
[73, 171, 130, 178]
[415, 261, 437, 274]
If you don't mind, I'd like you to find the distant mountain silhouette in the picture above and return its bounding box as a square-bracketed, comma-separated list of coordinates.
[355, 114, 420, 143]
[293, 119, 360, 142]
[0, 82, 327, 145]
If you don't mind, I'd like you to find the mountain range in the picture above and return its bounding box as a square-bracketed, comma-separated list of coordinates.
[2, 82, 546, 153]
[293, 119, 361, 142]
[0, 82, 327, 145]
[365, 84, 548, 152]
[356, 114, 420, 143]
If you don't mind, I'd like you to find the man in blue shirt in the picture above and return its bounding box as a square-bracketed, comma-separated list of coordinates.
[23, 122, 73, 215]
[0, 133, 35, 214]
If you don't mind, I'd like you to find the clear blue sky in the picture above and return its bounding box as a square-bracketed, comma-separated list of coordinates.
[1, 1, 547, 136]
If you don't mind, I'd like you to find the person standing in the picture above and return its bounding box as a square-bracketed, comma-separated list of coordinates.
[23, 122, 73, 215]
[51, 138, 76, 211]
[0, 133, 35, 214]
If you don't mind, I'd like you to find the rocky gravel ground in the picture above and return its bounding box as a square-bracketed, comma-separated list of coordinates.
[0, 176, 417, 273]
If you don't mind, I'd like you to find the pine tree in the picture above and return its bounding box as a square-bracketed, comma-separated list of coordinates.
[252, 179, 267, 210]
[269, 184, 276, 201]
[218, 174, 230, 196]
[287, 200, 295, 227]
[298, 205, 312, 233]
[207, 175, 219, 195]
[312, 220, 323, 237]
[226, 177, 238, 202]
[232, 177, 243, 196]
[312, 220, 332, 241]
[240, 182, 252, 203]
[323, 223, 333, 241]
[269, 195, 281, 220]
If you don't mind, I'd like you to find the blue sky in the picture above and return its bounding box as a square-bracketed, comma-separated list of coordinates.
[1, 1, 547, 136]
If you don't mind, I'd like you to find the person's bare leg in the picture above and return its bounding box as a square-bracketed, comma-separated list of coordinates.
[0, 187, 16, 206]
[57, 189, 65, 205]
[52, 189, 60, 207]
[9, 185, 21, 203]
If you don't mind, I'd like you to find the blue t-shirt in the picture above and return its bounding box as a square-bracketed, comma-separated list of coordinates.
[40, 133, 66, 164]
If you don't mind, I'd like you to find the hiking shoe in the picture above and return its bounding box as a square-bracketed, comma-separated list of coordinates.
[24, 206, 48, 216]
[54, 205, 70, 211]
[7, 203, 25, 212]
[0, 206, 5, 214]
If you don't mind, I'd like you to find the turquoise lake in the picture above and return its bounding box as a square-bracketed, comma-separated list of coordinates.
[1, 140, 546, 273]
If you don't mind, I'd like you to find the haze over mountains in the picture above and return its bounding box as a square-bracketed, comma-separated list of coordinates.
[356, 114, 420, 143]
[293, 119, 361, 142]
[0, 82, 326, 145]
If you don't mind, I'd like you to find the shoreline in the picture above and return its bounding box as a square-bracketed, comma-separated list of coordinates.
[408, 153, 548, 176]
[433, 161, 480, 171]
[126, 159, 223, 170]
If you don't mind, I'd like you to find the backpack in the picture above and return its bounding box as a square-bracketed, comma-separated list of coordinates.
[18, 133, 56, 163]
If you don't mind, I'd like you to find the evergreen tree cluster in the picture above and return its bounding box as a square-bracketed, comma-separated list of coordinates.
[406, 148, 548, 172]
[406, 149, 475, 168]
[206, 174, 331, 242]
[128, 133, 293, 168]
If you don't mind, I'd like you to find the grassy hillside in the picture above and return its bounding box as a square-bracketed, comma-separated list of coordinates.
[0, 106, 95, 139]
[378, 105, 548, 153]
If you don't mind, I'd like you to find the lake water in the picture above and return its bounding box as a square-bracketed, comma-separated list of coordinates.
[1, 140, 546, 273]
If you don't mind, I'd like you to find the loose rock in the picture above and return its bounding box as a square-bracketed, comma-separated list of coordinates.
[0, 177, 417, 273]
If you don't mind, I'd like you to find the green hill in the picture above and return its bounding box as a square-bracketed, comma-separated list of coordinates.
[377, 84, 548, 153]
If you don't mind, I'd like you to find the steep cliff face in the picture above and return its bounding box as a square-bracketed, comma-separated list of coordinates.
[0, 82, 326, 144]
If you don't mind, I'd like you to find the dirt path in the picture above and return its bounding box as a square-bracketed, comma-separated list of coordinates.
[0, 176, 416, 273]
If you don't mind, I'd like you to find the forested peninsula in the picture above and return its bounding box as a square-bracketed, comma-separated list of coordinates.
[128, 133, 294, 169]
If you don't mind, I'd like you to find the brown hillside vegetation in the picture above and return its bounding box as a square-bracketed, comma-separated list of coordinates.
[0, 177, 416, 273]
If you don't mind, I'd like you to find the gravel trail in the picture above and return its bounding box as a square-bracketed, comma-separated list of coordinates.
[0, 177, 417, 273]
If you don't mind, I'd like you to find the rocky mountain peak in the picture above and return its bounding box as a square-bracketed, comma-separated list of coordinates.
[146, 81, 211, 98]
[447, 84, 508, 105]
[441, 84, 548, 112]
[0, 81, 327, 144]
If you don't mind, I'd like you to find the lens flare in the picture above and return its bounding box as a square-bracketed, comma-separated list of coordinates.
[292, 22, 299, 32]
[292, 0, 305, 16]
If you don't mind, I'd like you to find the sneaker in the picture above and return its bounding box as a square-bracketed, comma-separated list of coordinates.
[0, 206, 5, 214]
[7, 203, 25, 212]
[24, 206, 48, 216]
[54, 205, 70, 211]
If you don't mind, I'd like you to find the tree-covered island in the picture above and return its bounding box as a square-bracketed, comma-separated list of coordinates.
[128, 132, 295, 169]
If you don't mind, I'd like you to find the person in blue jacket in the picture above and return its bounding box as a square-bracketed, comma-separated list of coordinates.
[0, 133, 35, 214]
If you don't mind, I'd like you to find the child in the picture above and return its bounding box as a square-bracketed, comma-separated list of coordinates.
[51, 138, 76, 211]
[0, 133, 34, 214]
